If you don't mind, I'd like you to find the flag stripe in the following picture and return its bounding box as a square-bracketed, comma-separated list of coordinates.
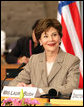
[60, 41, 66, 52]
[79, 70, 83, 88]
[57, 12, 61, 22]
[62, 17, 75, 55]
[80, 63, 83, 77]
[69, 2, 83, 49]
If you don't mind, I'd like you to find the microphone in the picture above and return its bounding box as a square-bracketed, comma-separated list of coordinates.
[48, 88, 57, 97]
[48, 88, 61, 99]
[6, 63, 26, 78]
[40, 88, 71, 99]
[40, 88, 60, 99]
[1, 63, 26, 90]
[17, 63, 26, 70]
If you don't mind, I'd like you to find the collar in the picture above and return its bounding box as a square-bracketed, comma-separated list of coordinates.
[39, 48, 65, 63]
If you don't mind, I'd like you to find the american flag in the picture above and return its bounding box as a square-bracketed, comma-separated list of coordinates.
[57, 1, 83, 88]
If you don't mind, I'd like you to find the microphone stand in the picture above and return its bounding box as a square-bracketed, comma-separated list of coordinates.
[1, 76, 7, 91]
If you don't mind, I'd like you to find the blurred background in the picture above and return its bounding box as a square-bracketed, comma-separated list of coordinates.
[1, 1, 59, 49]
[1, 1, 83, 50]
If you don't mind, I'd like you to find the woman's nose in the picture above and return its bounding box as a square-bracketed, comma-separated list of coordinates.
[49, 36, 53, 41]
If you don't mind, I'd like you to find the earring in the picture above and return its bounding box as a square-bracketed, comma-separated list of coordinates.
[59, 41, 61, 45]
[40, 43, 42, 46]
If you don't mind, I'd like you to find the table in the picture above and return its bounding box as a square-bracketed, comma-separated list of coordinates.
[1, 63, 21, 80]
[50, 99, 83, 106]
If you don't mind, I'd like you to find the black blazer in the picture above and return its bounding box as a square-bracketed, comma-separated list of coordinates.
[6, 36, 44, 63]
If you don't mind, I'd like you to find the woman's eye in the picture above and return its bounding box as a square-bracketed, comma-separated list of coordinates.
[53, 33, 57, 36]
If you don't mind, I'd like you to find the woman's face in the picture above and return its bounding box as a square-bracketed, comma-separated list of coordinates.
[39, 27, 61, 53]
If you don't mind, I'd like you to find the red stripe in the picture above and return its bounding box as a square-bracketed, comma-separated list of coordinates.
[29, 40, 32, 56]
[78, 70, 83, 88]
[61, 17, 75, 55]
[69, 2, 83, 50]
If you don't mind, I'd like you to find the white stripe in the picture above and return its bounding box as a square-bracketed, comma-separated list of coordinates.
[57, 12, 61, 23]
[76, 1, 83, 40]
[80, 62, 83, 76]
[76, 1, 80, 15]
[60, 41, 66, 52]
[80, 1, 83, 37]
[57, 12, 66, 52]
[58, 1, 60, 3]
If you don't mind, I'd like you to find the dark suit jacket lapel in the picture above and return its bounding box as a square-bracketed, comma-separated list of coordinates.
[48, 48, 65, 83]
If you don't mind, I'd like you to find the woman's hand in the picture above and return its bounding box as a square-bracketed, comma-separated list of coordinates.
[17, 56, 29, 64]
[17, 82, 35, 87]
[17, 82, 28, 87]
[27, 84, 35, 87]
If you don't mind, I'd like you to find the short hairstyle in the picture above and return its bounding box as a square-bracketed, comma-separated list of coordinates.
[34, 18, 63, 41]
[32, 19, 40, 30]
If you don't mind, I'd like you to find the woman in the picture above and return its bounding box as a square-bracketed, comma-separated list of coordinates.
[5, 19, 44, 64]
[8, 18, 80, 95]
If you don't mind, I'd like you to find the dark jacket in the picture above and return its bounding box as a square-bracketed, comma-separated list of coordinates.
[6, 36, 44, 63]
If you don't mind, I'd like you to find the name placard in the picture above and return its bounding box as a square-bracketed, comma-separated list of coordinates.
[71, 89, 83, 100]
[1, 86, 41, 98]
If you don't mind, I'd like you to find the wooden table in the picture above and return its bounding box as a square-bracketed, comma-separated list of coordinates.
[1, 63, 21, 80]
[50, 99, 83, 106]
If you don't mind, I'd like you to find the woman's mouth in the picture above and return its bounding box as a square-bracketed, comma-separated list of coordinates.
[47, 43, 56, 46]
